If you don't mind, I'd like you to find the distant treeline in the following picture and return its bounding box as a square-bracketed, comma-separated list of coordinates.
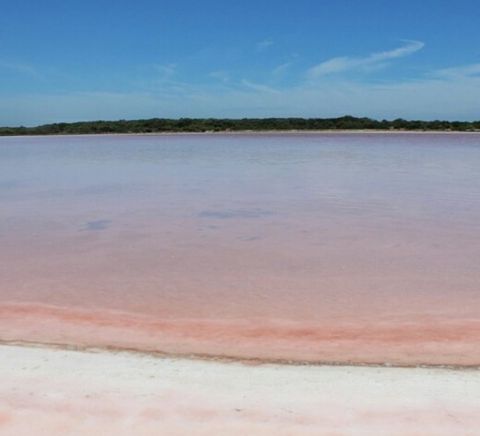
[1, 116, 480, 136]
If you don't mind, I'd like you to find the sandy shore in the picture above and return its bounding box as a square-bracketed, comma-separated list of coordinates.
[0, 345, 479, 435]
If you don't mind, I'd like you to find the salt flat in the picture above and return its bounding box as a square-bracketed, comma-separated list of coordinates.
[0, 345, 479, 435]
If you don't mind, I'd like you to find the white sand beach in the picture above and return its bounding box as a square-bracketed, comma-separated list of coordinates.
[0, 344, 479, 435]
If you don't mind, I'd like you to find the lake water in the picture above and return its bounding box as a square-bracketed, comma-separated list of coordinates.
[1, 133, 479, 366]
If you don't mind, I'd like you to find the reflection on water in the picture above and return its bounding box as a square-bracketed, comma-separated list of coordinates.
[83, 220, 112, 231]
[1, 133, 480, 364]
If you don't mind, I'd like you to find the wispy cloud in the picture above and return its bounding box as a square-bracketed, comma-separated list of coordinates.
[272, 62, 292, 76]
[241, 79, 280, 94]
[153, 63, 177, 79]
[5, 40, 480, 126]
[434, 63, 480, 78]
[0, 60, 40, 77]
[3, 67, 480, 127]
[209, 70, 230, 83]
[307, 40, 425, 78]
[256, 38, 274, 52]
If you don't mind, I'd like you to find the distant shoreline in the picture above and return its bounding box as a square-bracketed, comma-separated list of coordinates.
[1, 116, 479, 137]
[2, 129, 480, 139]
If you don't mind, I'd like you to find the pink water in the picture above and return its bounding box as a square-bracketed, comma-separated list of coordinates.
[1, 133, 479, 365]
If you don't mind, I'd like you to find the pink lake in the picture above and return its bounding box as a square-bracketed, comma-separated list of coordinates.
[1, 132, 479, 366]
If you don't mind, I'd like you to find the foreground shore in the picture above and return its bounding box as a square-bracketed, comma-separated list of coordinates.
[1, 345, 479, 435]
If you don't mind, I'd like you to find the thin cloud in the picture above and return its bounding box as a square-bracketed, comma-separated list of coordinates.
[272, 62, 292, 76]
[209, 70, 230, 83]
[0, 60, 40, 77]
[153, 63, 177, 78]
[3, 69, 480, 126]
[307, 40, 425, 78]
[256, 38, 274, 52]
[6, 44, 480, 126]
[241, 79, 280, 94]
[434, 63, 480, 78]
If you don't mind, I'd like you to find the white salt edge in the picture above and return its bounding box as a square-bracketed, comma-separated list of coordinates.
[0, 344, 479, 435]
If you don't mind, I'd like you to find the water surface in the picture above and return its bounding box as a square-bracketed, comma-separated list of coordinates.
[1, 133, 479, 365]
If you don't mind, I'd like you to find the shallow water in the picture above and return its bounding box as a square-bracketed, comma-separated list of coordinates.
[1, 133, 480, 365]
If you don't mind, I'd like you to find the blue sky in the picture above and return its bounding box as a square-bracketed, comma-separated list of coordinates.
[1, 0, 480, 125]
